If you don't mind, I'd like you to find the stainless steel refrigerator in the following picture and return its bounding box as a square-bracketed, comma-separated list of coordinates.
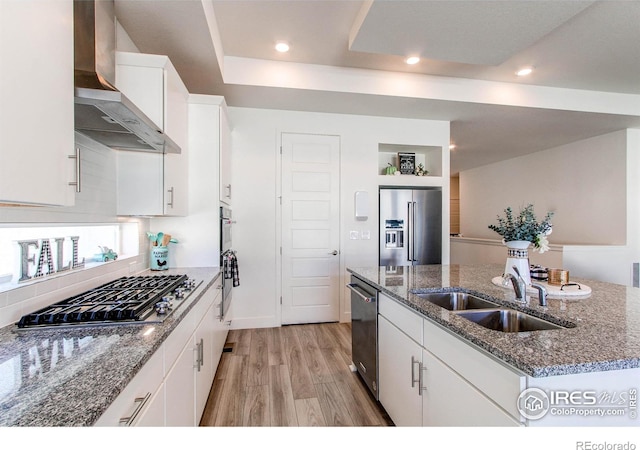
[379, 187, 442, 266]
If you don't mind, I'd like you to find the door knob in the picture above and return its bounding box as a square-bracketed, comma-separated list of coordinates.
[329, 250, 339, 256]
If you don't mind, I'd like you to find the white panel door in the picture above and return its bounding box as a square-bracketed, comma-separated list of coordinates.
[281, 133, 340, 324]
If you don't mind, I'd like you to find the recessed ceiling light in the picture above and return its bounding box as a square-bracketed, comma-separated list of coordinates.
[516, 66, 534, 77]
[275, 42, 290, 53]
[406, 56, 420, 65]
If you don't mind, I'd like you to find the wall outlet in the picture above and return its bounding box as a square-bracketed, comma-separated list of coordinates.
[361, 230, 371, 240]
[350, 231, 359, 240]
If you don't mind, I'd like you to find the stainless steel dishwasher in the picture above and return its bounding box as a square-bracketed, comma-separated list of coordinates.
[347, 275, 379, 399]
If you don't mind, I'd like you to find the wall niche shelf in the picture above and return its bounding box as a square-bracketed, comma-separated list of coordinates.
[378, 143, 443, 187]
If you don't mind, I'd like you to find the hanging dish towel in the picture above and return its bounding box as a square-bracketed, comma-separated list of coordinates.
[225, 251, 240, 287]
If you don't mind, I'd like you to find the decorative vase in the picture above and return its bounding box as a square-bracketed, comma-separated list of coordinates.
[504, 240, 531, 285]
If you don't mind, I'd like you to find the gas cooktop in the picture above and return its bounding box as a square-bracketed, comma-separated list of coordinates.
[16, 274, 201, 331]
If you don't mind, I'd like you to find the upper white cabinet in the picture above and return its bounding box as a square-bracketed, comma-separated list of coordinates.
[0, 0, 76, 207]
[219, 104, 232, 206]
[115, 52, 189, 216]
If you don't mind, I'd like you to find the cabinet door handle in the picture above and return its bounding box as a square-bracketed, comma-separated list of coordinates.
[68, 147, 81, 193]
[118, 392, 151, 426]
[199, 338, 204, 371]
[410, 356, 420, 388]
[418, 362, 427, 395]
[216, 302, 223, 321]
[194, 342, 200, 370]
[167, 187, 174, 208]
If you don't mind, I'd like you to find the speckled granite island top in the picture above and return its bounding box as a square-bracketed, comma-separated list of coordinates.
[348, 264, 640, 378]
[0, 267, 220, 427]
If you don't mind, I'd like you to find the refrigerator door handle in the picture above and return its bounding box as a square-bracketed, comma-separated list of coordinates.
[407, 201, 413, 262]
[412, 201, 417, 262]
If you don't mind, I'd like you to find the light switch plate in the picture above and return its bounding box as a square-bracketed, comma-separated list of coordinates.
[350, 231, 359, 240]
[361, 230, 371, 240]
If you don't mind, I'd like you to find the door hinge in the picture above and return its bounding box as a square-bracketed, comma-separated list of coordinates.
[280, 146, 283, 154]
[280, 246, 282, 255]
[280, 296, 282, 304]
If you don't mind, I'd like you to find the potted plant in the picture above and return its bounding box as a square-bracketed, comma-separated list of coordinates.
[488, 204, 554, 284]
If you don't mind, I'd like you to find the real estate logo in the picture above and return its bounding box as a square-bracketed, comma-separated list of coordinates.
[517, 387, 550, 420]
[517, 387, 638, 421]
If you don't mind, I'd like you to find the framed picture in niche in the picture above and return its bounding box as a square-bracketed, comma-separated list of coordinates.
[398, 152, 416, 175]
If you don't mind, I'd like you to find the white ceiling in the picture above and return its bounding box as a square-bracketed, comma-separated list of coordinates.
[114, 0, 640, 174]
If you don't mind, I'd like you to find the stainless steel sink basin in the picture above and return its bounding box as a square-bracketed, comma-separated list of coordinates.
[454, 309, 564, 332]
[413, 292, 499, 311]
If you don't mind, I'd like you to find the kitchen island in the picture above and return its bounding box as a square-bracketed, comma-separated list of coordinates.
[0, 267, 222, 427]
[349, 264, 640, 426]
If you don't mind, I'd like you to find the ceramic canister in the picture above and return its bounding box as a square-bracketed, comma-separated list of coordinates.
[150, 246, 169, 270]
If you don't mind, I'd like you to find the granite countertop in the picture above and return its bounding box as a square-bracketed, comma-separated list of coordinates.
[348, 264, 640, 378]
[0, 267, 220, 427]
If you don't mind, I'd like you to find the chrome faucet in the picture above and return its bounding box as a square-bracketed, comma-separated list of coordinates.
[504, 266, 526, 301]
[531, 283, 548, 307]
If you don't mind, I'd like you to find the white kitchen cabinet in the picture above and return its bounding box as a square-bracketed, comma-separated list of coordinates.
[421, 349, 520, 426]
[115, 52, 189, 216]
[195, 302, 216, 420]
[219, 104, 232, 205]
[164, 280, 222, 426]
[378, 314, 423, 426]
[96, 276, 227, 427]
[212, 278, 231, 364]
[165, 333, 197, 426]
[0, 0, 76, 207]
[378, 293, 524, 427]
[94, 346, 165, 427]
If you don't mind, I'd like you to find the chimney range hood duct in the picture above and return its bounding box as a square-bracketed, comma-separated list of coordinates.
[74, 0, 180, 154]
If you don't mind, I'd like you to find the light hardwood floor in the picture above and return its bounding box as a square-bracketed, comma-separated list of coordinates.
[199, 322, 393, 427]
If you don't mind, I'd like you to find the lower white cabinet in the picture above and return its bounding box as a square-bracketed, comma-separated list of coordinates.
[378, 314, 423, 426]
[195, 301, 216, 421]
[165, 332, 198, 426]
[421, 349, 520, 426]
[377, 293, 523, 427]
[94, 346, 164, 426]
[96, 277, 226, 427]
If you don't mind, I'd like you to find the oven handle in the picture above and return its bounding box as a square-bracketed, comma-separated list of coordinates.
[346, 283, 376, 303]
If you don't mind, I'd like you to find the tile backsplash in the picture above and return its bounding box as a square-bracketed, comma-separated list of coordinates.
[0, 220, 150, 329]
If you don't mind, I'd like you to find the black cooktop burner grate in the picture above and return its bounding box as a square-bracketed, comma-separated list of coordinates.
[17, 274, 189, 328]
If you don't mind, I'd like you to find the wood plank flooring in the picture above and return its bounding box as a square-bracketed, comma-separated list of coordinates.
[199, 322, 393, 427]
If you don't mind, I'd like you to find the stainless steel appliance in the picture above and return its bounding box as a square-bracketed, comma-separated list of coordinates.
[347, 275, 379, 399]
[379, 187, 442, 266]
[73, 0, 180, 154]
[16, 274, 200, 331]
[220, 206, 234, 321]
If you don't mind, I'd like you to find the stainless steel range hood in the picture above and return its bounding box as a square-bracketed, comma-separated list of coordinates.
[74, 0, 180, 154]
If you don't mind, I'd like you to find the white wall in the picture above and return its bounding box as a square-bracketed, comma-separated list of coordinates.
[455, 129, 640, 286]
[228, 107, 449, 329]
[460, 130, 627, 245]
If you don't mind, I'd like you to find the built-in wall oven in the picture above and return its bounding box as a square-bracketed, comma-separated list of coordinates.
[220, 206, 234, 321]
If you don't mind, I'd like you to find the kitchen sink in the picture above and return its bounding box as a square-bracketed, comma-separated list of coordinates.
[453, 309, 564, 332]
[413, 291, 499, 311]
